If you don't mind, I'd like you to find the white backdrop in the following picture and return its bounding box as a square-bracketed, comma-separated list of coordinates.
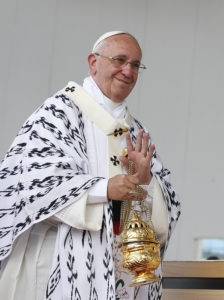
[1, 0, 224, 260]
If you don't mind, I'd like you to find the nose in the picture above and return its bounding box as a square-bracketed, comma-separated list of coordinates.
[121, 62, 134, 77]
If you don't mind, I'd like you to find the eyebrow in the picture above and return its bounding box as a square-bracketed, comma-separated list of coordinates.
[113, 54, 141, 63]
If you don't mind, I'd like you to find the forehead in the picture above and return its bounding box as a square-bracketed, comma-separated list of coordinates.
[102, 34, 142, 59]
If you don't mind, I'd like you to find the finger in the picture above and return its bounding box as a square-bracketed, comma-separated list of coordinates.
[124, 180, 137, 192]
[141, 132, 149, 155]
[135, 129, 144, 152]
[127, 191, 137, 201]
[126, 132, 134, 154]
[127, 187, 140, 200]
[127, 175, 139, 185]
[146, 144, 155, 163]
[142, 189, 148, 200]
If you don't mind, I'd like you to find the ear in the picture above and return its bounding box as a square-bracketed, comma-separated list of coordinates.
[88, 53, 97, 76]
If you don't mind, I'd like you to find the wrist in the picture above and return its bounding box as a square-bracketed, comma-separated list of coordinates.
[144, 172, 153, 185]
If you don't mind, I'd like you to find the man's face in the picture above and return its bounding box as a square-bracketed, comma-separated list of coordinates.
[89, 34, 142, 103]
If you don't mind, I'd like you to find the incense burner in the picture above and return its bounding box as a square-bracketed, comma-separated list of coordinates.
[119, 212, 161, 287]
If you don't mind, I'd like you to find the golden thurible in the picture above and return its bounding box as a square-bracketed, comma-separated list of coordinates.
[118, 158, 161, 287]
[119, 212, 161, 287]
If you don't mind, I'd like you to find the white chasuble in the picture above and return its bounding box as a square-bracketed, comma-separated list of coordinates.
[0, 76, 181, 300]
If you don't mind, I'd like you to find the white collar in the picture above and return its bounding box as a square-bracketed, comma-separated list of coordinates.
[82, 76, 127, 122]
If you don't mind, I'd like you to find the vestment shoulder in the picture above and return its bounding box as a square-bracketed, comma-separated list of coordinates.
[26, 84, 82, 130]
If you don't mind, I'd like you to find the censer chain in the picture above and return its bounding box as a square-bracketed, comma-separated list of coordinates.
[119, 160, 156, 235]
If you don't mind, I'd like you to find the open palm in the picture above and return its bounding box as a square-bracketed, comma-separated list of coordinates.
[120, 129, 155, 184]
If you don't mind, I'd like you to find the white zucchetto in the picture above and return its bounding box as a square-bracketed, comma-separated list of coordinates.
[92, 31, 128, 52]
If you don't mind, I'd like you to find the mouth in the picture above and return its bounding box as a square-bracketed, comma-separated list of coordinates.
[115, 77, 131, 85]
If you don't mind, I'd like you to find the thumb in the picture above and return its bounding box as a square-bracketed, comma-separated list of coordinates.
[119, 156, 129, 171]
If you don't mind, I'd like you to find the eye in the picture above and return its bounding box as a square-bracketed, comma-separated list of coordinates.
[131, 62, 141, 69]
[113, 57, 126, 65]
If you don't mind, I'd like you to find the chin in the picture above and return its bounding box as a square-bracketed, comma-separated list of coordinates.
[115, 89, 131, 100]
[111, 97, 124, 103]
[112, 93, 129, 102]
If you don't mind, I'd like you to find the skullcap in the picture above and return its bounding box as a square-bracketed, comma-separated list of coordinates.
[92, 31, 129, 52]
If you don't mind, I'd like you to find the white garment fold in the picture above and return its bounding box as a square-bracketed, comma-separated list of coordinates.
[0, 223, 57, 300]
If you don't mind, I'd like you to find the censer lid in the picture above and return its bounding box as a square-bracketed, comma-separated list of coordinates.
[120, 212, 159, 244]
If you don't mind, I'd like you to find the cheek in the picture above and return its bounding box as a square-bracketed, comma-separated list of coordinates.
[133, 74, 138, 84]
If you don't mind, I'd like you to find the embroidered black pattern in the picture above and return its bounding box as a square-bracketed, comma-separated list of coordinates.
[148, 280, 162, 300]
[100, 214, 106, 244]
[74, 288, 81, 300]
[65, 86, 75, 92]
[0, 244, 11, 257]
[113, 128, 123, 137]
[110, 155, 120, 166]
[46, 255, 61, 298]
[0, 226, 12, 238]
[5, 143, 27, 158]
[65, 229, 78, 300]
[103, 248, 114, 299]
[86, 232, 97, 300]
[0, 164, 23, 179]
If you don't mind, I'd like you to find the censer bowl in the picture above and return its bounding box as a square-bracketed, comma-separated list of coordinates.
[118, 212, 161, 287]
[119, 241, 161, 286]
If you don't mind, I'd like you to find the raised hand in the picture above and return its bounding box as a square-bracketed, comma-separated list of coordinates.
[119, 129, 155, 185]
